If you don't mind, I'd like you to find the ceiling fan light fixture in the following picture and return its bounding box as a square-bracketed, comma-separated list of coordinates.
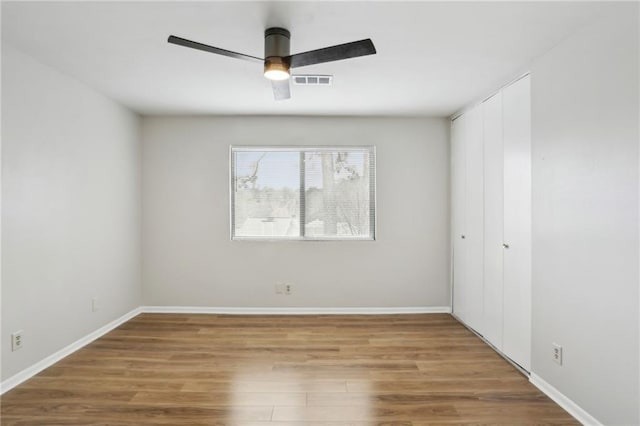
[264, 57, 290, 81]
[168, 26, 376, 100]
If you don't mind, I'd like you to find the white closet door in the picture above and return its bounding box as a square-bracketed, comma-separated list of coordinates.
[482, 92, 504, 349]
[464, 106, 485, 333]
[502, 75, 532, 370]
[451, 114, 468, 323]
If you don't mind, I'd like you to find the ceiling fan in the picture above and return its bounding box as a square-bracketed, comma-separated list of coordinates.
[168, 28, 376, 101]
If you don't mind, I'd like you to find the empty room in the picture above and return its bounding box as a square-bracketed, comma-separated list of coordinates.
[1, 1, 638, 424]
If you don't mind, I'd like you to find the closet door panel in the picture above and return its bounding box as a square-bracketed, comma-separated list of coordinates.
[502, 75, 532, 370]
[451, 114, 468, 323]
[464, 106, 484, 333]
[482, 92, 504, 349]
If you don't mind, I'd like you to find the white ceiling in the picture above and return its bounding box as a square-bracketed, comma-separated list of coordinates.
[2, 1, 609, 117]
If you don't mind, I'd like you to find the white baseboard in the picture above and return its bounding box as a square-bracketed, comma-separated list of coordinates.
[140, 306, 452, 315]
[530, 373, 602, 425]
[0, 307, 142, 395]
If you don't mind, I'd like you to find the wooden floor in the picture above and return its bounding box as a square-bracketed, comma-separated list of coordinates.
[1, 313, 577, 425]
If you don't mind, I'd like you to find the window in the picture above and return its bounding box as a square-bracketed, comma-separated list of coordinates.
[231, 146, 375, 240]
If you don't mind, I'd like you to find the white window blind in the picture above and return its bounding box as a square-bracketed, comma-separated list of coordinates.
[231, 146, 375, 240]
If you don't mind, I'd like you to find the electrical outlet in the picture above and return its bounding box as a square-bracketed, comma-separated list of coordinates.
[552, 343, 563, 365]
[91, 297, 99, 312]
[11, 330, 23, 351]
[284, 283, 293, 295]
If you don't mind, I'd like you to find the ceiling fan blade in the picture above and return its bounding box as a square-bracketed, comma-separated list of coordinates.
[271, 80, 291, 101]
[168, 35, 263, 63]
[286, 39, 376, 68]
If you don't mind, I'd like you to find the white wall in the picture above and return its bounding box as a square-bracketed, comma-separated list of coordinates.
[142, 116, 450, 308]
[530, 4, 639, 424]
[1, 45, 142, 381]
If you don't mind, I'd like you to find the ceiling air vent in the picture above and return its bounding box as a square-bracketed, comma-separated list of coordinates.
[292, 75, 333, 86]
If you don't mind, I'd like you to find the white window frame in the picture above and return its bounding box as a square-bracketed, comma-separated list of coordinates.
[230, 146, 376, 241]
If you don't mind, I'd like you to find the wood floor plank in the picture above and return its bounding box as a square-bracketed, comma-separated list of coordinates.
[0, 313, 578, 424]
[346, 378, 535, 393]
[1, 403, 273, 422]
[181, 380, 348, 393]
[131, 390, 306, 406]
[307, 391, 549, 406]
[272, 405, 459, 422]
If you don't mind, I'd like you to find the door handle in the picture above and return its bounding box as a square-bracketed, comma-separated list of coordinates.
[503, 243, 510, 249]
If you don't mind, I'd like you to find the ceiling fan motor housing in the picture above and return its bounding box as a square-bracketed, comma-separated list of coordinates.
[264, 27, 291, 75]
